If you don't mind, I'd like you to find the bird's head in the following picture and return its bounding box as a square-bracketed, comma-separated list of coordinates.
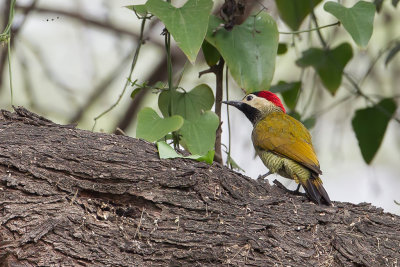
[222, 91, 285, 124]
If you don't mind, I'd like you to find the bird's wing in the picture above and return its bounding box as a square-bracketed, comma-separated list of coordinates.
[252, 112, 322, 174]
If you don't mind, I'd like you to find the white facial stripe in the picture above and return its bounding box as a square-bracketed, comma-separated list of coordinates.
[241, 94, 281, 114]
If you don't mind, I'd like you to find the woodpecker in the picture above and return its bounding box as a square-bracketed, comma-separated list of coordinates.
[223, 91, 331, 205]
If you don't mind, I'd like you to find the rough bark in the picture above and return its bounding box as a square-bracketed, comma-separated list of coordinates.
[0, 107, 399, 267]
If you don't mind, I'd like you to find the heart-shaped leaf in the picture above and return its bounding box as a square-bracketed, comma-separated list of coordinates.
[352, 98, 397, 164]
[180, 111, 219, 155]
[275, 0, 322, 30]
[296, 43, 353, 95]
[157, 141, 215, 164]
[146, 0, 213, 63]
[136, 107, 183, 142]
[324, 1, 375, 47]
[206, 12, 279, 93]
[158, 84, 214, 120]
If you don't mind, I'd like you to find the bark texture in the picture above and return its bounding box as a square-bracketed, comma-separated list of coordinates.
[0, 107, 399, 267]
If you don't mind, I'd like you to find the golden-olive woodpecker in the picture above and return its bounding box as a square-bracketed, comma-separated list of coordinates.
[223, 91, 331, 205]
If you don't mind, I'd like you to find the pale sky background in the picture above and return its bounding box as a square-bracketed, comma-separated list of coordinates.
[1, 0, 399, 214]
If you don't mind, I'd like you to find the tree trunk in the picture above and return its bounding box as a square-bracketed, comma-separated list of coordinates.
[0, 107, 399, 267]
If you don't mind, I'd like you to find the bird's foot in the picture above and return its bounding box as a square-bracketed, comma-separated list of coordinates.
[273, 180, 306, 197]
[294, 184, 301, 193]
[257, 171, 271, 181]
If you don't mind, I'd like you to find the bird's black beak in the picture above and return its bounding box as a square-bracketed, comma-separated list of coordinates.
[222, 100, 243, 108]
[222, 100, 260, 125]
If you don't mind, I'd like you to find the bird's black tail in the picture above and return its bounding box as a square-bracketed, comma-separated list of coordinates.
[302, 177, 331, 206]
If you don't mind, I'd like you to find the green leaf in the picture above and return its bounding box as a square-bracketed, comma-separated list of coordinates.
[157, 141, 182, 158]
[277, 43, 288, 55]
[393, 0, 400, 8]
[275, 0, 322, 30]
[288, 110, 301, 121]
[156, 141, 215, 164]
[385, 42, 400, 66]
[296, 43, 353, 95]
[324, 1, 375, 47]
[351, 98, 397, 164]
[192, 150, 215, 164]
[180, 111, 219, 155]
[146, 0, 213, 63]
[131, 88, 142, 100]
[373, 0, 384, 12]
[226, 155, 245, 172]
[201, 40, 221, 67]
[136, 107, 184, 142]
[202, 41, 221, 66]
[270, 82, 299, 93]
[125, 5, 148, 17]
[278, 81, 301, 110]
[153, 81, 166, 89]
[302, 117, 316, 129]
[206, 12, 279, 93]
[158, 84, 214, 120]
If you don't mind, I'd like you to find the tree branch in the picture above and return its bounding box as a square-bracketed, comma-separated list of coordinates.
[1, 107, 399, 266]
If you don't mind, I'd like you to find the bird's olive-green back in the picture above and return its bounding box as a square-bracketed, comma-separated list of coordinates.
[252, 112, 322, 175]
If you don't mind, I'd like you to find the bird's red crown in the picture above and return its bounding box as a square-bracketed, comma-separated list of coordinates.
[254, 91, 286, 113]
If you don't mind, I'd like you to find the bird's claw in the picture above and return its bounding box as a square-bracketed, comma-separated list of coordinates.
[257, 171, 271, 181]
[273, 180, 306, 197]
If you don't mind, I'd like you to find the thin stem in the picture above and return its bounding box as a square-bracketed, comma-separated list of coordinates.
[166, 0, 173, 95]
[309, 93, 354, 118]
[4, 0, 16, 105]
[165, 33, 172, 90]
[360, 37, 400, 86]
[214, 58, 224, 164]
[225, 66, 232, 169]
[279, 21, 340, 35]
[344, 73, 400, 124]
[175, 60, 189, 88]
[7, 38, 13, 105]
[92, 14, 148, 131]
[0, 0, 16, 37]
[164, 28, 180, 148]
[165, 31, 174, 116]
[310, 11, 327, 48]
[164, 0, 178, 148]
[344, 73, 372, 102]
[301, 71, 317, 117]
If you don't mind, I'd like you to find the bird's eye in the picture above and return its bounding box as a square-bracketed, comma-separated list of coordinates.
[246, 95, 253, 101]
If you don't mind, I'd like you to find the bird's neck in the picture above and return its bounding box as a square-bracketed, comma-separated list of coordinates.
[254, 106, 283, 124]
[239, 103, 283, 125]
[260, 105, 283, 116]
